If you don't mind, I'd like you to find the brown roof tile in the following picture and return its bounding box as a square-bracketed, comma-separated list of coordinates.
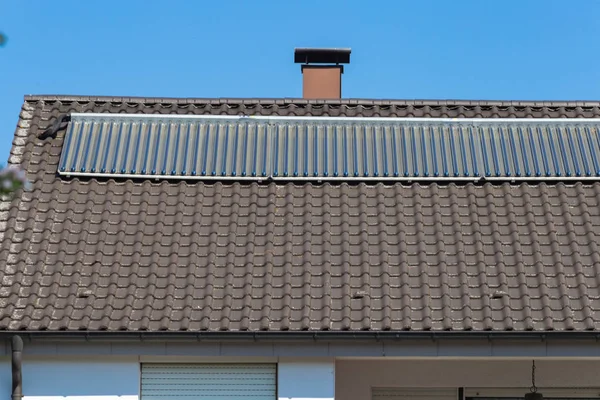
[2, 96, 600, 332]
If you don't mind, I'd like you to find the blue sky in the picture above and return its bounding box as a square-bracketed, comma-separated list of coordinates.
[2, 1, 600, 163]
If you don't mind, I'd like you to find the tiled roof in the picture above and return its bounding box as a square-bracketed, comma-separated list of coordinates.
[2, 96, 600, 332]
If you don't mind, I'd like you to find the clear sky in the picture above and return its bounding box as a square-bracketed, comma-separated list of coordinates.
[2, 1, 600, 163]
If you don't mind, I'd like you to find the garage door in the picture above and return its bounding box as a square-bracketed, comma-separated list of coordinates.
[141, 363, 277, 400]
[373, 388, 458, 400]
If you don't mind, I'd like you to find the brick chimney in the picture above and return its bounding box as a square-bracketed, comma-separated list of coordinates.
[294, 48, 351, 99]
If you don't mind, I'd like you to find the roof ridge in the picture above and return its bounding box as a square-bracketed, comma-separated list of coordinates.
[22, 95, 600, 107]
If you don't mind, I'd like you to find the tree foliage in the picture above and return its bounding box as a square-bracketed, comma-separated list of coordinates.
[0, 166, 30, 196]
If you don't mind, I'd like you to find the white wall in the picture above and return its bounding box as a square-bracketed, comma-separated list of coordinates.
[278, 358, 335, 400]
[0, 357, 139, 400]
[3, 356, 338, 400]
[336, 359, 600, 400]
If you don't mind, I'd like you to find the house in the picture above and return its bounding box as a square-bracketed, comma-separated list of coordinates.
[2, 47, 600, 400]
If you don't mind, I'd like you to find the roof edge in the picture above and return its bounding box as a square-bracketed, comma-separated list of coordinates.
[22, 95, 600, 107]
[3, 330, 600, 342]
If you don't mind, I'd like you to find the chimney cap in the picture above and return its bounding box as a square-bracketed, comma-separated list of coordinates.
[294, 47, 351, 64]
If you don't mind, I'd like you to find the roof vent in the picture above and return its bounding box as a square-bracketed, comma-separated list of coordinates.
[294, 48, 351, 99]
[77, 289, 93, 298]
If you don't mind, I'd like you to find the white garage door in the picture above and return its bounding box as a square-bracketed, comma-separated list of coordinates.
[373, 388, 458, 400]
[141, 363, 277, 400]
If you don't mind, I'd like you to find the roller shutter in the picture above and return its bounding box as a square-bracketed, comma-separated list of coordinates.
[141, 363, 277, 400]
[373, 388, 458, 400]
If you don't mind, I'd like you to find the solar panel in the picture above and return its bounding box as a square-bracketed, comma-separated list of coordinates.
[57, 113, 600, 181]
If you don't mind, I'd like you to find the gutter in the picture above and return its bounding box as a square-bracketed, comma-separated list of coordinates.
[11, 336, 22, 400]
[1, 331, 599, 342]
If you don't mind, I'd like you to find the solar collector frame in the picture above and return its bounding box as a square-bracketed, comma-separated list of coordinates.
[58, 114, 600, 182]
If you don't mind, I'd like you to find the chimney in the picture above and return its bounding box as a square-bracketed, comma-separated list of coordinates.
[294, 48, 351, 99]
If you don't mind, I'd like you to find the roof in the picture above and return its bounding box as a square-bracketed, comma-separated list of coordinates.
[2, 95, 600, 333]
